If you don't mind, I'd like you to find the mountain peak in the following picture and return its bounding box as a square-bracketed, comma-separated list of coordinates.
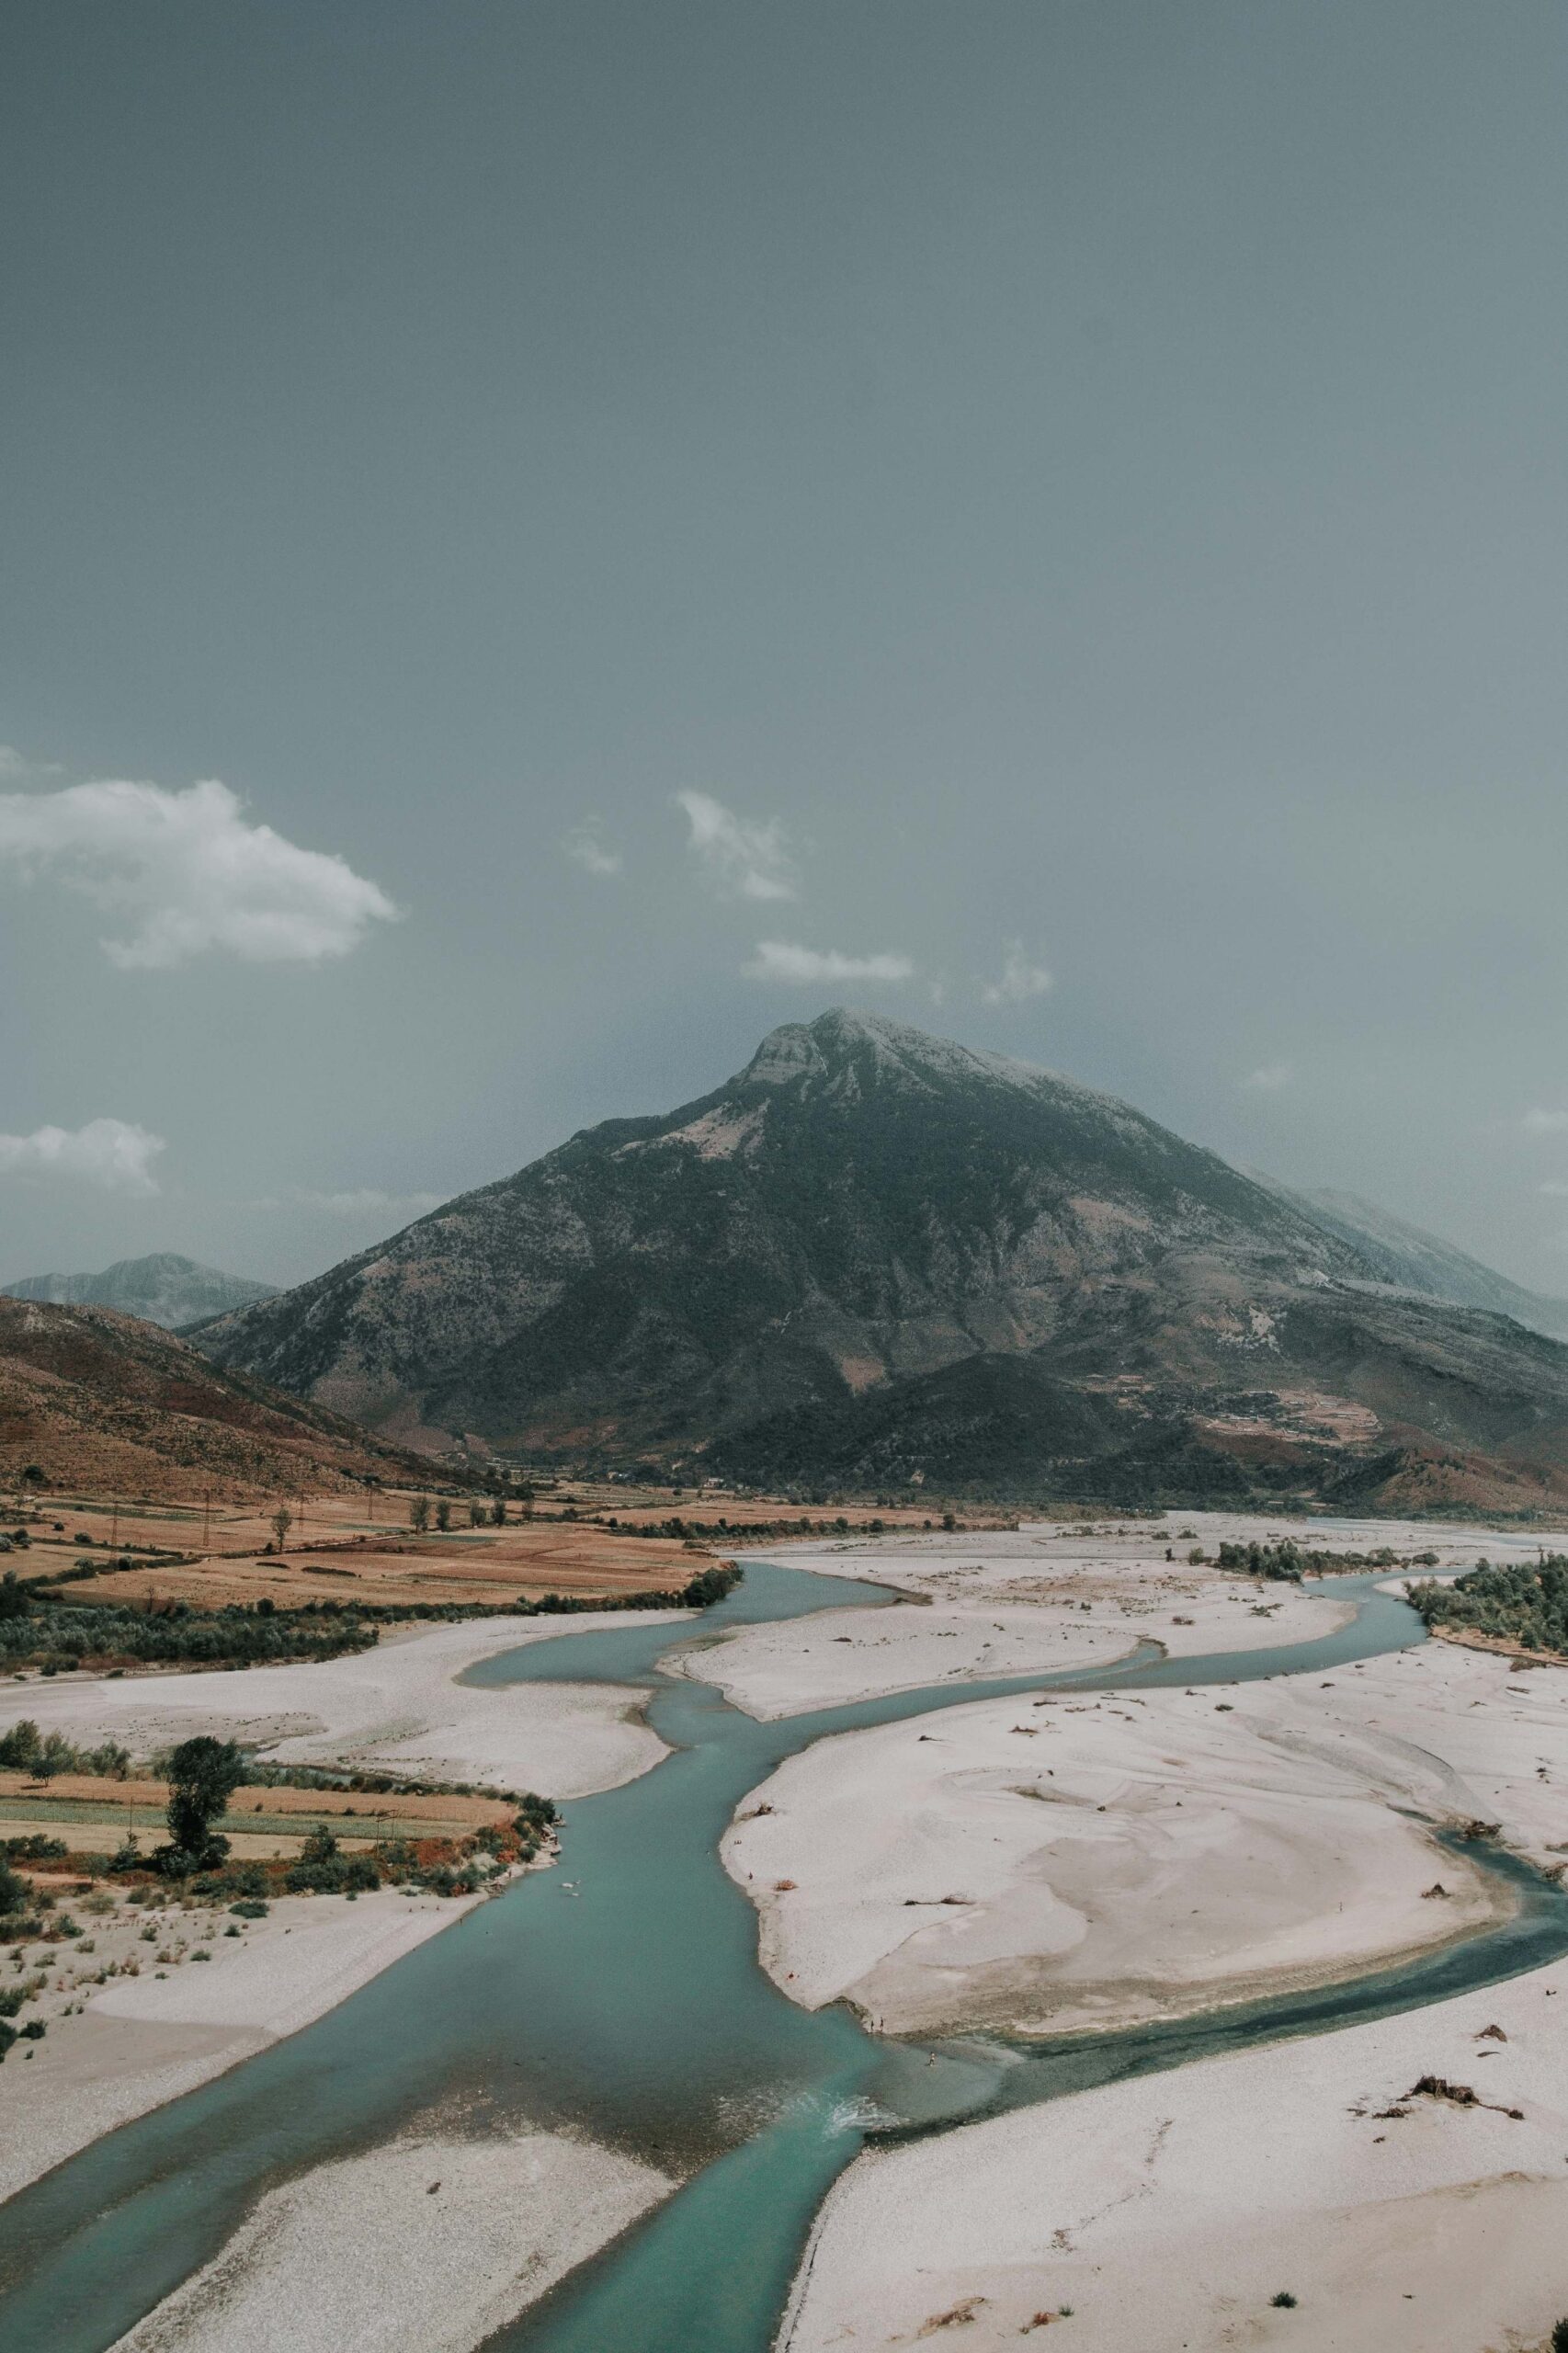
[193, 1017, 1568, 1503]
[738, 1006, 1051, 1097]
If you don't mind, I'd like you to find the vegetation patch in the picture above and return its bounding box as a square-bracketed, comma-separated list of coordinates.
[1407, 1555, 1568, 1657]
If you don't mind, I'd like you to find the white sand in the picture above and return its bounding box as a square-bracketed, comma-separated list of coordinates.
[111, 2127, 672, 2353]
[724, 1681, 1503, 2036]
[1261, 1624, 1568, 1870]
[0, 1887, 489, 2203]
[782, 1961, 1568, 2353]
[0, 1607, 689, 1797]
[695, 1509, 1425, 1720]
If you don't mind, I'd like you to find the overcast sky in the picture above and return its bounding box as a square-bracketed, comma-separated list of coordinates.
[4, 2, 1568, 1293]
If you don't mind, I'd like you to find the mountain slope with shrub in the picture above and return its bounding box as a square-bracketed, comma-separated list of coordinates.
[0, 1296, 440, 1500]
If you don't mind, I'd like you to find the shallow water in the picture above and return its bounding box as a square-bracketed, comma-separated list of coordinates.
[0, 1560, 1561, 2353]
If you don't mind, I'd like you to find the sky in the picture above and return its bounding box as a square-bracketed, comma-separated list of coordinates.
[4, 2, 1568, 1293]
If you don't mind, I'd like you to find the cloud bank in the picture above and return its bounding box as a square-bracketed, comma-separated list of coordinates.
[292, 1187, 445, 1216]
[676, 791, 796, 901]
[982, 943, 1052, 1005]
[0, 1118, 165, 1193]
[0, 778, 401, 968]
[562, 820, 623, 877]
[1244, 1063, 1292, 1092]
[744, 939, 915, 984]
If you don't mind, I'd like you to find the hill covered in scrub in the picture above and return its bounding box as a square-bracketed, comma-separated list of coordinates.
[195, 1010, 1568, 1507]
[0, 1296, 444, 1501]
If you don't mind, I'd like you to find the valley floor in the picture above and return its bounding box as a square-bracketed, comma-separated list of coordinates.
[8, 1510, 1568, 2353]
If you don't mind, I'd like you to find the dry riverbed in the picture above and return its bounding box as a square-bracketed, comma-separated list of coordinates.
[109, 2128, 673, 2353]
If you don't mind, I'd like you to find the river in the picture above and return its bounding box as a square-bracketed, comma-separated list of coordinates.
[1, 1556, 1562, 2353]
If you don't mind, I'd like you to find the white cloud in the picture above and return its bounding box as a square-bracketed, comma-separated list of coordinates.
[981, 943, 1052, 1006]
[0, 746, 62, 781]
[1539, 1179, 1568, 1197]
[0, 1118, 165, 1194]
[1244, 1063, 1293, 1092]
[562, 820, 623, 878]
[744, 939, 915, 984]
[0, 777, 401, 968]
[676, 790, 796, 901]
[288, 1188, 445, 1217]
[1524, 1108, 1568, 1134]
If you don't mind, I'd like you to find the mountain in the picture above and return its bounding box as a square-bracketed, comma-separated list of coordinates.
[1254, 1181, 1568, 1343]
[3, 1254, 277, 1331]
[194, 1010, 1568, 1507]
[0, 1295, 441, 1501]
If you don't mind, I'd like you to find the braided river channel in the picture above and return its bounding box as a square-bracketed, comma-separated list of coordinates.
[2, 1554, 1566, 2352]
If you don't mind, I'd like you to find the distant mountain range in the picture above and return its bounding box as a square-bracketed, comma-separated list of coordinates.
[194, 1010, 1568, 1510]
[0, 1294, 437, 1501]
[1252, 1181, 1568, 1343]
[2, 1254, 277, 1331]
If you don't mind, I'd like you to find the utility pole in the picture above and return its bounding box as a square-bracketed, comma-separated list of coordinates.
[201, 1490, 212, 1552]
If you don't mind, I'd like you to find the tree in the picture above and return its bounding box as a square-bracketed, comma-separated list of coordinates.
[271, 1504, 292, 1553]
[0, 1720, 40, 1770]
[0, 1855, 28, 1918]
[0, 1573, 29, 1622]
[469, 1503, 486, 1528]
[435, 1500, 451, 1532]
[411, 1495, 431, 1533]
[491, 1498, 506, 1528]
[162, 1735, 244, 1870]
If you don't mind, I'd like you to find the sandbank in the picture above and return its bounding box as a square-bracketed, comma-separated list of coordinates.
[0, 1885, 490, 2203]
[110, 2126, 672, 2353]
[692, 1508, 1424, 1721]
[0, 1607, 690, 1798]
[724, 1679, 1503, 2037]
[782, 1960, 1568, 2352]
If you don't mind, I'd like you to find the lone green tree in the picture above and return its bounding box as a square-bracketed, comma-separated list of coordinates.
[163, 1735, 244, 1870]
[410, 1495, 432, 1533]
[270, 1503, 292, 1553]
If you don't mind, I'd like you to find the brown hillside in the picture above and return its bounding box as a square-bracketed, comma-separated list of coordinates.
[0, 1295, 446, 1502]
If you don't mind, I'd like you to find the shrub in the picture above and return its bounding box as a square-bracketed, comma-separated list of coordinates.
[1270, 2291, 1298, 2309]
